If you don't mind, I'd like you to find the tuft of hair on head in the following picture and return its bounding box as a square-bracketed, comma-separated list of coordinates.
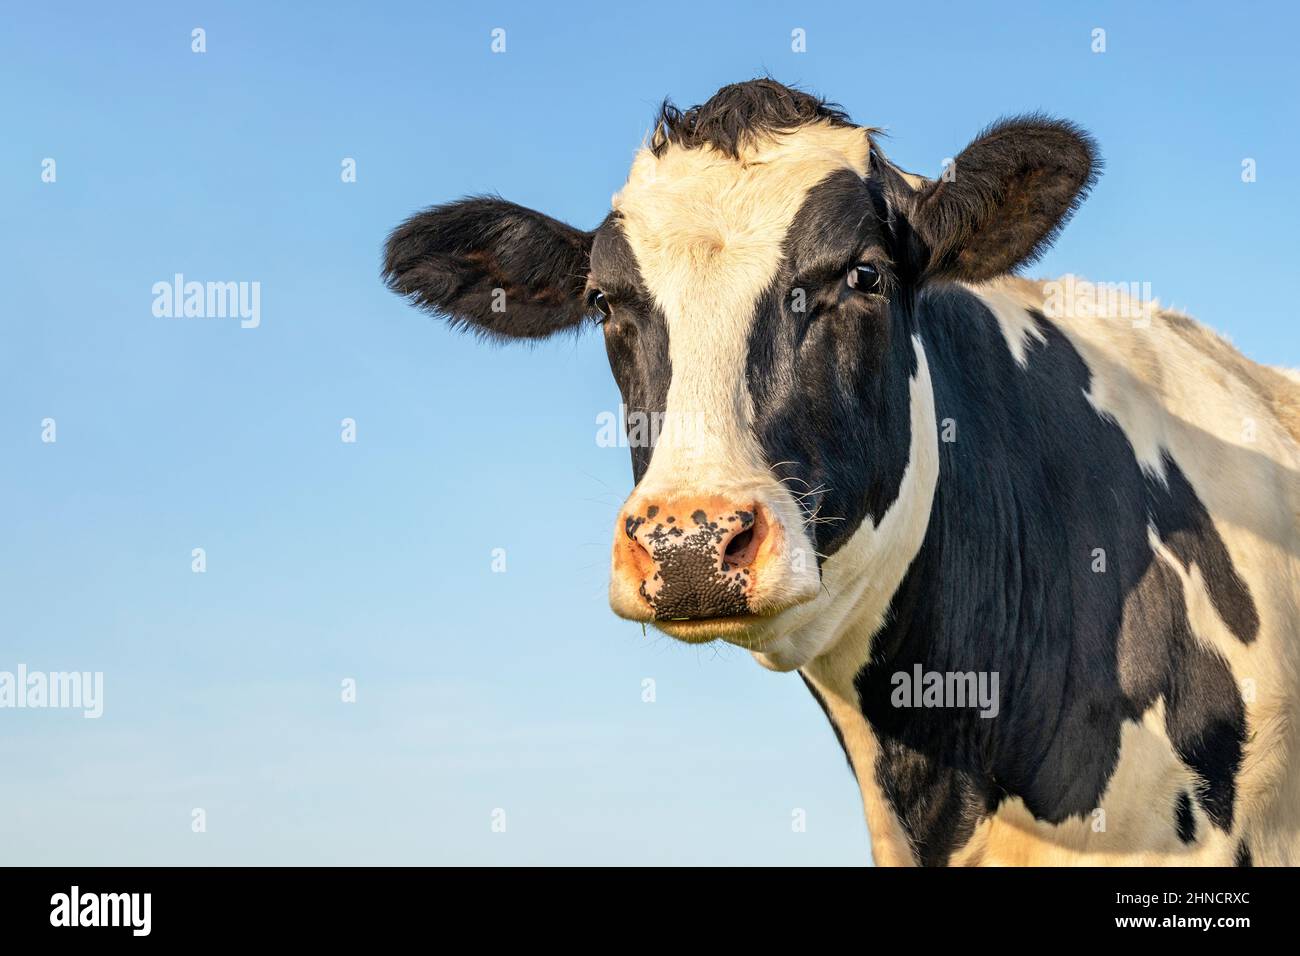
[649, 78, 855, 159]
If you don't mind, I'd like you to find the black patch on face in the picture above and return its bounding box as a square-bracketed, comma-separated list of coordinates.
[1235, 841, 1253, 867]
[747, 169, 918, 559]
[589, 220, 671, 481]
[850, 289, 1252, 865]
[594, 169, 919, 555]
[1175, 790, 1197, 844]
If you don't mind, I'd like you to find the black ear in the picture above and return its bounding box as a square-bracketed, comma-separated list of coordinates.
[906, 116, 1100, 283]
[383, 197, 594, 340]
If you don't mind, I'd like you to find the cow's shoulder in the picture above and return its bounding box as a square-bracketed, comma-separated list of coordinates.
[975, 274, 1300, 454]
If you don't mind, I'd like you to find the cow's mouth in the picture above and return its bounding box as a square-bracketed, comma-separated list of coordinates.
[651, 612, 785, 648]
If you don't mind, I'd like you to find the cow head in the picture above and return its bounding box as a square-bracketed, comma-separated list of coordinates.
[383, 79, 1098, 662]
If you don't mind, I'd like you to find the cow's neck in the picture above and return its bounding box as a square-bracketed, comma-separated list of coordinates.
[800, 283, 1064, 865]
[802, 282, 1252, 865]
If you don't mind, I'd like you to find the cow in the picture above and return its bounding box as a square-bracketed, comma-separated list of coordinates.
[383, 79, 1300, 866]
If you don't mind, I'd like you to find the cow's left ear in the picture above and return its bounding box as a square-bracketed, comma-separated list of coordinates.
[905, 117, 1100, 283]
[383, 197, 594, 340]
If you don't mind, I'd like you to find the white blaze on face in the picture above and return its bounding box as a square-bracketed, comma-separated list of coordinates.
[610, 123, 873, 611]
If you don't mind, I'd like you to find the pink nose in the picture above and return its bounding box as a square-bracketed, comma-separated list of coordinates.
[613, 497, 773, 620]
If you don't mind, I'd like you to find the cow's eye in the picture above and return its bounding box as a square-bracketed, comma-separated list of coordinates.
[846, 263, 883, 294]
[586, 289, 612, 321]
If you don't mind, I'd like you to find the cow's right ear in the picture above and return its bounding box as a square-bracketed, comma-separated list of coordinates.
[383, 197, 595, 340]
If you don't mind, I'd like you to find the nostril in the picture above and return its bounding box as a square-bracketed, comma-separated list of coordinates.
[722, 505, 766, 569]
[725, 527, 754, 561]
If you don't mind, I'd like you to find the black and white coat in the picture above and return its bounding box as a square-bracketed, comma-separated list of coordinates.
[384, 80, 1300, 866]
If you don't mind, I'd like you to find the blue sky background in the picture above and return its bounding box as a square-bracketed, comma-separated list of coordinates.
[1, 1, 1295, 865]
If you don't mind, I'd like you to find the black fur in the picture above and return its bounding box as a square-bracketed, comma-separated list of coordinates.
[595, 170, 920, 561]
[382, 197, 594, 341]
[1149, 460, 1260, 644]
[856, 293, 1250, 863]
[746, 169, 917, 559]
[589, 221, 671, 482]
[651, 78, 852, 159]
[909, 116, 1101, 282]
[1175, 790, 1197, 844]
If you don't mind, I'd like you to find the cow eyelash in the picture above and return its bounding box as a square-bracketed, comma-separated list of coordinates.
[846, 262, 887, 295]
[795, 254, 892, 303]
[586, 289, 612, 322]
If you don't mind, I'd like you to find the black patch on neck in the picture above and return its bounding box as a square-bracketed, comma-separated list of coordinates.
[1235, 841, 1253, 867]
[875, 738, 989, 867]
[1147, 460, 1259, 643]
[851, 287, 1251, 864]
[1175, 790, 1197, 844]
